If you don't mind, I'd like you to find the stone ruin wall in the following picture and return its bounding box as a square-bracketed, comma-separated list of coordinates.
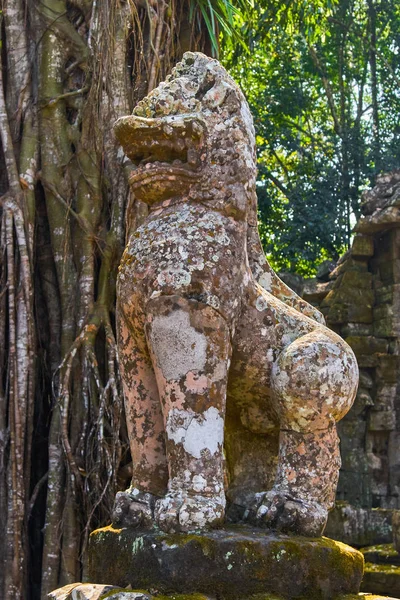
[297, 170, 400, 546]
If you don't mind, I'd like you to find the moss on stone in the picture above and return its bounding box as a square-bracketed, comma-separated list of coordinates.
[364, 562, 400, 575]
[89, 526, 364, 598]
[91, 525, 123, 538]
[336, 595, 399, 600]
[360, 544, 398, 558]
[159, 533, 217, 558]
[155, 594, 211, 600]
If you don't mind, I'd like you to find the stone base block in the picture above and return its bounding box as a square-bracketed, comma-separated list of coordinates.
[89, 525, 364, 599]
[325, 503, 394, 547]
[361, 563, 400, 597]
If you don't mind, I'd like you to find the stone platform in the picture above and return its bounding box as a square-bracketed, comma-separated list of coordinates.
[49, 587, 400, 600]
[89, 525, 364, 599]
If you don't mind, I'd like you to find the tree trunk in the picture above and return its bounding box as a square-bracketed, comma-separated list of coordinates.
[368, 0, 381, 175]
[0, 1, 209, 598]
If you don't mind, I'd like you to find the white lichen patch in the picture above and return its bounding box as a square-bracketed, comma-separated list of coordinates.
[149, 310, 207, 380]
[166, 406, 224, 459]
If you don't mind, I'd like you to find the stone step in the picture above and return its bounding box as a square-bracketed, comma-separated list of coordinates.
[360, 545, 400, 566]
[361, 563, 400, 597]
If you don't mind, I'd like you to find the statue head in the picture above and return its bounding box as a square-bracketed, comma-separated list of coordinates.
[114, 52, 257, 219]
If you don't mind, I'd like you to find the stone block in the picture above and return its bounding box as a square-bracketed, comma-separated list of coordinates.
[345, 337, 388, 356]
[376, 355, 399, 383]
[329, 258, 369, 279]
[359, 370, 374, 389]
[89, 525, 364, 600]
[348, 388, 374, 417]
[338, 419, 367, 445]
[325, 503, 393, 546]
[374, 316, 400, 337]
[341, 324, 374, 337]
[375, 284, 400, 306]
[376, 259, 400, 285]
[49, 587, 210, 600]
[340, 448, 370, 473]
[392, 511, 400, 554]
[316, 260, 337, 281]
[336, 471, 371, 508]
[337, 287, 375, 307]
[389, 433, 400, 470]
[389, 434, 400, 497]
[360, 543, 400, 566]
[373, 305, 394, 321]
[348, 305, 374, 324]
[48, 583, 129, 599]
[302, 279, 333, 303]
[373, 384, 397, 411]
[351, 235, 375, 258]
[326, 303, 349, 324]
[356, 354, 379, 368]
[369, 411, 396, 432]
[327, 304, 373, 325]
[341, 271, 373, 289]
[361, 563, 400, 597]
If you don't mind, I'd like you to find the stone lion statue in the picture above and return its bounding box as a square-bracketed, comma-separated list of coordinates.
[114, 52, 358, 537]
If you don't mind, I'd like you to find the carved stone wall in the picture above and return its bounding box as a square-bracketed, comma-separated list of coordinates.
[301, 170, 400, 543]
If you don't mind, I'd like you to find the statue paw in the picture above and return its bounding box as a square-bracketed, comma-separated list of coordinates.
[155, 492, 225, 533]
[111, 487, 158, 529]
[250, 489, 328, 537]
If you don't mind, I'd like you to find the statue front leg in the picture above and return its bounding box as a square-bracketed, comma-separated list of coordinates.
[145, 295, 231, 533]
[114, 310, 168, 528]
[255, 330, 358, 536]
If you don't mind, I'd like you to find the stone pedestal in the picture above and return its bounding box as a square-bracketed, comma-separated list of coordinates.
[89, 525, 364, 600]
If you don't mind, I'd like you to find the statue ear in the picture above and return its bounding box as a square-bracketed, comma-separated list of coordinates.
[201, 80, 232, 108]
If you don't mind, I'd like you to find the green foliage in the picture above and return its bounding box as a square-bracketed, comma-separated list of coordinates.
[190, 0, 253, 57]
[222, 0, 400, 275]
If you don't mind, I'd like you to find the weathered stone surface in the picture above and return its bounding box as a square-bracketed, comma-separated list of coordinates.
[48, 583, 125, 599]
[360, 171, 400, 216]
[114, 51, 359, 537]
[327, 303, 373, 325]
[89, 526, 364, 599]
[289, 168, 400, 562]
[317, 260, 337, 281]
[341, 325, 374, 338]
[361, 563, 400, 596]
[376, 355, 398, 384]
[48, 587, 210, 600]
[302, 279, 333, 303]
[369, 411, 396, 432]
[392, 512, 400, 554]
[344, 337, 388, 357]
[329, 258, 369, 279]
[352, 235, 375, 258]
[325, 504, 393, 546]
[341, 271, 373, 289]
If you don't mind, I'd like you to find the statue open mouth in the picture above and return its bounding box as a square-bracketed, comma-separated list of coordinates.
[114, 114, 205, 203]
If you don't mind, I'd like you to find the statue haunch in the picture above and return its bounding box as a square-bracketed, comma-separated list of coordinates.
[114, 52, 358, 537]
